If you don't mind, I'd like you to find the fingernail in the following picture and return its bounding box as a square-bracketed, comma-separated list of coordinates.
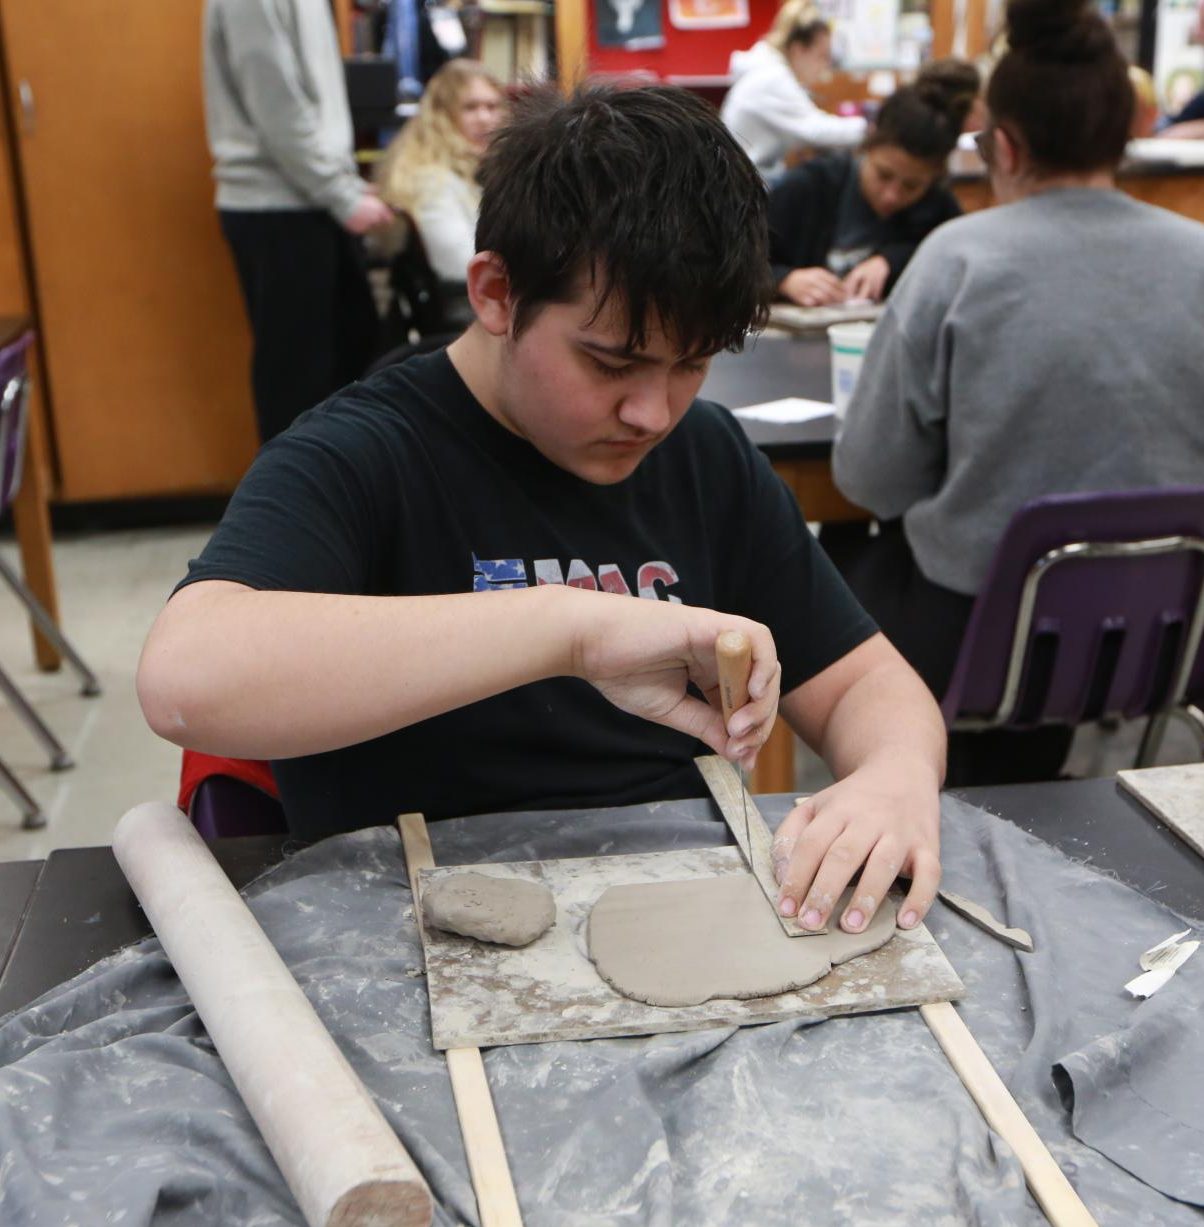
[802, 908, 823, 930]
[900, 910, 918, 929]
[779, 896, 798, 917]
[730, 718, 749, 737]
[844, 909, 864, 932]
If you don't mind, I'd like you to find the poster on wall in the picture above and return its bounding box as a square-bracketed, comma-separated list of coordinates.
[668, 0, 749, 32]
[595, 0, 666, 49]
[820, 0, 899, 70]
[1154, 0, 1204, 114]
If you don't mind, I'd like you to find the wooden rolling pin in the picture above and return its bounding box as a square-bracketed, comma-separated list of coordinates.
[113, 802, 432, 1227]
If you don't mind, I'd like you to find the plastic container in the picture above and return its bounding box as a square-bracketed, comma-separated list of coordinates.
[828, 320, 876, 420]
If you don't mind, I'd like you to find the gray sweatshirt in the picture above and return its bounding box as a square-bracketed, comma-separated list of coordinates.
[203, 0, 363, 223]
[833, 188, 1204, 595]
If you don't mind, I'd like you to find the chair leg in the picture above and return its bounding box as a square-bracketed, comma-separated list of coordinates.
[1169, 704, 1204, 755]
[1135, 712, 1171, 769]
[0, 752, 46, 829]
[0, 552, 101, 697]
[0, 662, 73, 770]
[1137, 705, 1204, 767]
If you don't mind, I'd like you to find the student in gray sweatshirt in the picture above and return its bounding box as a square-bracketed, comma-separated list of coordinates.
[830, 0, 1204, 786]
[204, 0, 394, 442]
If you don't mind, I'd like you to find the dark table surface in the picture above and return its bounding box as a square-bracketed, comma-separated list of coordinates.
[1, 777, 1200, 1018]
[948, 146, 1204, 183]
[703, 331, 838, 461]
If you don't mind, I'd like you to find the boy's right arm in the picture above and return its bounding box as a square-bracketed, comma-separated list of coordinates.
[137, 580, 780, 766]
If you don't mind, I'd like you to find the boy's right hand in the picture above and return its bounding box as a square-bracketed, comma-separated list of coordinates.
[566, 590, 780, 768]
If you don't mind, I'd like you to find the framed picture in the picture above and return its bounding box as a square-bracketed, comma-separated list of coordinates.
[668, 0, 749, 30]
[595, 0, 666, 49]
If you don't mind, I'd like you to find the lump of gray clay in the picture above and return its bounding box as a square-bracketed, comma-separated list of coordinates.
[422, 871, 556, 947]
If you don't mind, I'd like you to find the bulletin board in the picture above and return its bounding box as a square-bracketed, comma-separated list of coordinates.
[588, 0, 779, 78]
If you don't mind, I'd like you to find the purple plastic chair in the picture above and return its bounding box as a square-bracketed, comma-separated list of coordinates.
[0, 330, 101, 829]
[941, 487, 1204, 766]
[189, 774, 288, 841]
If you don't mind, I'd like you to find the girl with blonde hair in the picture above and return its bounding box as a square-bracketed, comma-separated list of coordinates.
[721, 0, 866, 178]
[376, 59, 506, 285]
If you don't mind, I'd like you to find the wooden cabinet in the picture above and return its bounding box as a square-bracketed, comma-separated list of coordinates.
[0, 0, 258, 502]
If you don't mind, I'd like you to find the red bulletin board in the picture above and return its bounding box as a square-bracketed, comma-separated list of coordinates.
[588, 0, 780, 79]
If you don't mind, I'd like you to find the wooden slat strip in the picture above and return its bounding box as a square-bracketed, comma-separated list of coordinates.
[397, 813, 525, 1227]
[694, 755, 822, 937]
[921, 1002, 1098, 1227]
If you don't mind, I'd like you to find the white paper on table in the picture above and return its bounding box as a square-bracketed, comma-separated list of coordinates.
[732, 397, 834, 424]
[1127, 138, 1204, 167]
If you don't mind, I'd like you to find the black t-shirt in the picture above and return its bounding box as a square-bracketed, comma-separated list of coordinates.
[178, 351, 876, 838]
[826, 161, 885, 277]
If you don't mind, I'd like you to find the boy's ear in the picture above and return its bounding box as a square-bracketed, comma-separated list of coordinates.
[465, 252, 514, 337]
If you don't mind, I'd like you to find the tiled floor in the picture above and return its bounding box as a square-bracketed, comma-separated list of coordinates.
[0, 525, 1200, 863]
[0, 526, 211, 862]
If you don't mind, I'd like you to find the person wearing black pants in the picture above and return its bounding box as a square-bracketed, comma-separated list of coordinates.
[204, 0, 393, 443]
[220, 210, 380, 443]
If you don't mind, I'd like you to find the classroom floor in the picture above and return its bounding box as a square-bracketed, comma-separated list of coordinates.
[0, 525, 1200, 864]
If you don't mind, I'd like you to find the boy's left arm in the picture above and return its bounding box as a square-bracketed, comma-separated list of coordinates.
[775, 632, 946, 936]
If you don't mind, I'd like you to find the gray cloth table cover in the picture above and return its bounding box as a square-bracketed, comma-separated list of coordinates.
[0, 795, 1201, 1226]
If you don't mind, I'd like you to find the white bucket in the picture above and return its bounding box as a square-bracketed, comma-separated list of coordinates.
[828, 320, 876, 420]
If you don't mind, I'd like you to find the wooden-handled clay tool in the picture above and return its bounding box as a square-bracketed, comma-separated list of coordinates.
[715, 630, 753, 859]
[702, 636, 821, 938]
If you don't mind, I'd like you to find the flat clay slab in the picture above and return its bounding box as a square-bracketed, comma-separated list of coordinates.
[416, 848, 964, 1050]
[588, 876, 896, 1007]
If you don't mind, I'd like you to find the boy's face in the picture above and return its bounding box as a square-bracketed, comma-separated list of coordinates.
[492, 284, 712, 485]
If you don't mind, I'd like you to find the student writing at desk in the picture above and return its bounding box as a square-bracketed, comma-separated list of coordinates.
[768, 59, 979, 307]
[830, 0, 1204, 786]
[139, 86, 946, 937]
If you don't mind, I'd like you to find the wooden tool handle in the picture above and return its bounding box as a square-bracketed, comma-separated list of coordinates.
[716, 630, 752, 725]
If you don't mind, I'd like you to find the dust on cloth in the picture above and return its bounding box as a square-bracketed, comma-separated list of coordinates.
[0, 795, 1202, 1226]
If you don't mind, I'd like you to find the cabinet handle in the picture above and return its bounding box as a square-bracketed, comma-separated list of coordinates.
[18, 79, 34, 135]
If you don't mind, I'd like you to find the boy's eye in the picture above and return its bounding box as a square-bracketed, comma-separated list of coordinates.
[590, 356, 632, 380]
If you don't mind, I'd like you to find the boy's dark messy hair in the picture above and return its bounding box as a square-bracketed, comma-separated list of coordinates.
[475, 83, 771, 356]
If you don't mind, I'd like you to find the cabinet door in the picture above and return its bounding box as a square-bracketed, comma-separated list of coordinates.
[1, 0, 258, 500]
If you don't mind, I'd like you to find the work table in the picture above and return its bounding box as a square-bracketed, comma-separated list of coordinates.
[1, 776, 1200, 1018]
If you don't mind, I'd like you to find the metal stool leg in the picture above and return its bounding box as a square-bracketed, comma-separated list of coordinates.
[1168, 704, 1204, 756]
[0, 662, 73, 769]
[0, 752, 46, 829]
[1135, 712, 1170, 768]
[0, 552, 101, 697]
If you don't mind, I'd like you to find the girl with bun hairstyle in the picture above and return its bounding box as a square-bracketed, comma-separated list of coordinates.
[721, 1, 868, 179]
[830, 0, 1204, 787]
[768, 60, 980, 306]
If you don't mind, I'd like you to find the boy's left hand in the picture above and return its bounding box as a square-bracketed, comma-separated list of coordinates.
[770, 755, 941, 935]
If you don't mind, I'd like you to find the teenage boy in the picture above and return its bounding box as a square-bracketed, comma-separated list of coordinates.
[139, 86, 946, 937]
